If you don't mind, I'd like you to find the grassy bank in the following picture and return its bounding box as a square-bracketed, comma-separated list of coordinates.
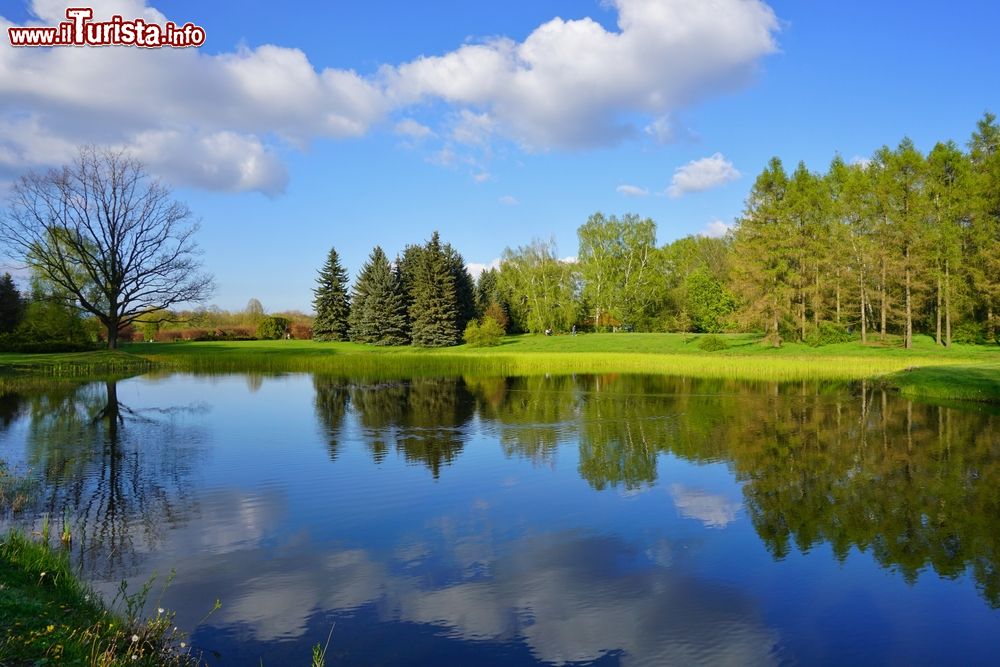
[0, 530, 195, 666]
[0, 349, 154, 377]
[1, 333, 996, 401]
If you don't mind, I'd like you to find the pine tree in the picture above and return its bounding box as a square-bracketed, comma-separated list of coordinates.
[403, 232, 461, 347]
[349, 246, 409, 345]
[312, 247, 351, 341]
[0, 273, 24, 334]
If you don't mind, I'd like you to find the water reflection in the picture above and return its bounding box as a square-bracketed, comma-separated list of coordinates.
[315, 376, 476, 476]
[7, 379, 206, 577]
[309, 374, 1000, 607]
[2, 372, 999, 665]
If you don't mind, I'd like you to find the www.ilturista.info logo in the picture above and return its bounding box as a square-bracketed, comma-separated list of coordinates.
[7, 7, 205, 48]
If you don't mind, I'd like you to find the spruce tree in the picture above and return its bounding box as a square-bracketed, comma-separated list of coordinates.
[0, 273, 24, 334]
[443, 241, 477, 334]
[404, 232, 461, 347]
[350, 246, 409, 345]
[312, 247, 351, 341]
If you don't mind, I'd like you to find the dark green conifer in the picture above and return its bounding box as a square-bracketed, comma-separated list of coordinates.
[349, 246, 409, 345]
[404, 232, 460, 347]
[0, 273, 24, 334]
[312, 247, 351, 341]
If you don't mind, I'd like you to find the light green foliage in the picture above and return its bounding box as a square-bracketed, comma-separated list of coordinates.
[464, 316, 504, 347]
[697, 334, 728, 351]
[497, 239, 579, 333]
[682, 267, 736, 333]
[578, 213, 664, 330]
[256, 316, 290, 340]
[312, 247, 351, 342]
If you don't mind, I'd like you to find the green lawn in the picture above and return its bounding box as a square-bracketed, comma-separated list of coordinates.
[1, 333, 997, 401]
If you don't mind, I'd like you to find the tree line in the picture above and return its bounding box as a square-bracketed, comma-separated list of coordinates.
[2, 114, 997, 350]
[322, 112, 996, 347]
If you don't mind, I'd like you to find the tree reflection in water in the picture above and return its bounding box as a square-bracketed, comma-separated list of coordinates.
[312, 373, 1000, 607]
[13, 379, 206, 579]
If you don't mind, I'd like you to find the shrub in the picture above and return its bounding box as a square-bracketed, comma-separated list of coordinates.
[482, 302, 509, 333]
[155, 329, 183, 342]
[952, 321, 987, 345]
[464, 316, 504, 347]
[256, 316, 291, 340]
[805, 322, 855, 347]
[698, 334, 728, 351]
[290, 322, 313, 340]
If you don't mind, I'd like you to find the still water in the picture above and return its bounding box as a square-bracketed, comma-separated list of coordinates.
[1, 373, 998, 665]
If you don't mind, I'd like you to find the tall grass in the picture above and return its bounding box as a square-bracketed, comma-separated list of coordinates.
[137, 348, 957, 383]
[0, 530, 202, 665]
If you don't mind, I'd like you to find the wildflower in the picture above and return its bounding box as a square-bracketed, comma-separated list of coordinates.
[180, 642, 186, 648]
[132, 634, 140, 642]
[46, 624, 55, 633]
[157, 607, 164, 614]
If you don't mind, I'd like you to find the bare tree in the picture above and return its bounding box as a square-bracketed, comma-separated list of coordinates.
[1, 146, 213, 348]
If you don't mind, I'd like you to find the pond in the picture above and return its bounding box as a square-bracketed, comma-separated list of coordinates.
[1, 373, 998, 665]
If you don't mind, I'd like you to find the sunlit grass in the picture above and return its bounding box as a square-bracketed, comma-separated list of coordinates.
[1, 333, 997, 400]
[0, 530, 200, 665]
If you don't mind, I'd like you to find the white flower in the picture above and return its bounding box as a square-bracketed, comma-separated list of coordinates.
[157, 608, 164, 614]
[180, 642, 186, 648]
[131, 634, 140, 642]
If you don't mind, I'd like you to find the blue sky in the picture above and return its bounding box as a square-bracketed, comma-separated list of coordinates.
[2, 0, 998, 312]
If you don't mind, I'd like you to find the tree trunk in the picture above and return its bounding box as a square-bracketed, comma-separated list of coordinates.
[880, 259, 887, 342]
[835, 272, 841, 325]
[772, 296, 780, 347]
[814, 272, 820, 328]
[904, 246, 912, 349]
[935, 273, 942, 345]
[106, 318, 119, 350]
[800, 293, 806, 342]
[860, 268, 867, 344]
[945, 260, 952, 347]
[989, 306, 995, 344]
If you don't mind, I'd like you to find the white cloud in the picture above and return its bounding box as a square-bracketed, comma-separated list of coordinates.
[700, 218, 734, 238]
[1, 0, 778, 191]
[466, 258, 501, 279]
[670, 484, 742, 528]
[471, 171, 492, 183]
[127, 129, 288, 196]
[644, 115, 674, 144]
[667, 152, 741, 198]
[498, 194, 518, 206]
[616, 184, 649, 197]
[850, 155, 872, 168]
[560, 255, 578, 264]
[0, 2, 384, 193]
[394, 118, 435, 140]
[387, 0, 778, 150]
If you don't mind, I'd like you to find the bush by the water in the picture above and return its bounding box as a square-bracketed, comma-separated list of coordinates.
[805, 322, 855, 347]
[697, 334, 729, 351]
[256, 316, 291, 340]
[464, 316, 504, 347]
